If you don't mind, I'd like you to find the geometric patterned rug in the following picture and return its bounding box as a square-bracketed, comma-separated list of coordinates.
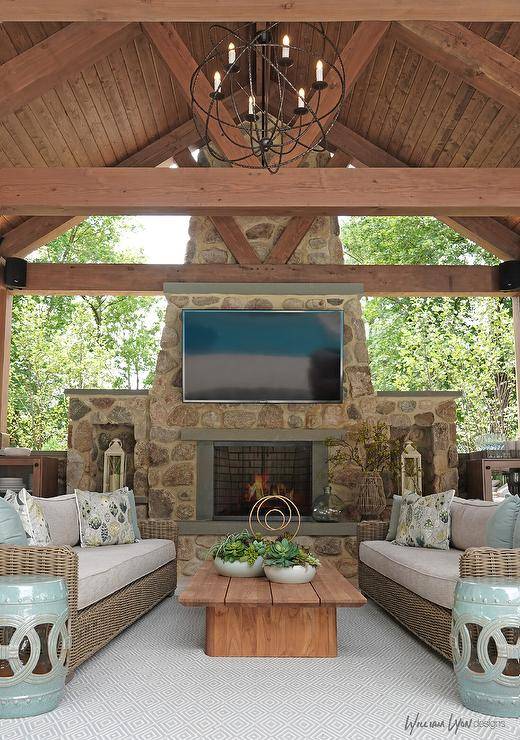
[3, 598, 517, 740]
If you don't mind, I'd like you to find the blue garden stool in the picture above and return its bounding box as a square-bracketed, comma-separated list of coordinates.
[451, 577, 520, 718]
[0, 575, 70, 718]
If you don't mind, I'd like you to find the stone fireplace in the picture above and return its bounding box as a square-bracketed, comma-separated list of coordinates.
[66, 155, 461, 580]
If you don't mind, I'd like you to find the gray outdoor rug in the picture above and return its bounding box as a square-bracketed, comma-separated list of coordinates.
[2, 598, 518, 740]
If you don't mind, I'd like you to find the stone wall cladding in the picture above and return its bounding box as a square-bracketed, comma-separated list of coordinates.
[66, 392, 150, 511]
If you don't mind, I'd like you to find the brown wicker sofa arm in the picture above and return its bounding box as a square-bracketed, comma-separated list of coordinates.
[0, 544, 79, 617]
[357, 521, 389, 552]
[459, 547, 520, 579]
[139, 519, 178, 545]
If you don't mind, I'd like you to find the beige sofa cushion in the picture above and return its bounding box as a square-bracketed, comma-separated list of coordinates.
[75, 538, 176, 610]
[450, 497, 500, 551]
[359, 540, 461, 609]
[39, 494, 80, 547]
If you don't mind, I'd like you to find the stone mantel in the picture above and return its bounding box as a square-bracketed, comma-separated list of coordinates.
[180, 429, 344, 441]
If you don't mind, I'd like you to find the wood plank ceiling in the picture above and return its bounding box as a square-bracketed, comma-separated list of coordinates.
[2, 20, 520, 251]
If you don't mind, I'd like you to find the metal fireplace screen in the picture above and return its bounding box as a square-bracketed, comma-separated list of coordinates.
[213, 442, 312, 517]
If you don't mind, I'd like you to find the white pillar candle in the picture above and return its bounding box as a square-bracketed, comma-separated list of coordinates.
[298, 88, 305, 108]
[316, 59, 324, 82]
[248, 95, 255, 115]
[213, 71, 221, 92]
[228, 42, 236, 65]
[282, 35, 290, 59]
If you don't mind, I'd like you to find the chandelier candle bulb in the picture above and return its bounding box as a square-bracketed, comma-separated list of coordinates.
[213, 70, 221, 93]
[298, 88, 305, 108]
[316, 59, 323, 82]
[282, 35, 290, 58]
[248, 95, 255, 115]
[228, 42, 236, 65]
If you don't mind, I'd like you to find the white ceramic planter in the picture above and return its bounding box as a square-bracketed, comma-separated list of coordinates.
[213, 556, 264, 578]
[263, 564, 317, 584]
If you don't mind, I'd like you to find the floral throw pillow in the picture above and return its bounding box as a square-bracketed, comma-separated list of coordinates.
[394, 490, 455, 550]
[4, 488, 52, 546]
[75, 489, 136, 547]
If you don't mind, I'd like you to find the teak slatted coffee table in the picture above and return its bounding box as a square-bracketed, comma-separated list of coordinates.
[179, 561, 366, 657]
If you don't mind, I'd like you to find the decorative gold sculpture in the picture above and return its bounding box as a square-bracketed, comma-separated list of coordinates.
[248, 495, 301, 540]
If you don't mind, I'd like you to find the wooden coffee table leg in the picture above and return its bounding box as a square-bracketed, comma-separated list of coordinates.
[205, 605, 337, 657]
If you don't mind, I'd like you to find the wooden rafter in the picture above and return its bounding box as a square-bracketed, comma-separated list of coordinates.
[0, 22, 140, 121]
[283, 22, 390, 166]
[173, 148, 260, 265]
[3, 167, 520, 216]
[2, 263, 504, 297]
[267, 150, 352, 265]
[394, 21, 520, 116]
[326, 122, 520, 261]
[143, 22, 257, 167]
[2, 2, 520, 22]
[0, 119, 205, 259]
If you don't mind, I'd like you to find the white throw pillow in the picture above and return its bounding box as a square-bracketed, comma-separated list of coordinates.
[4, 488, 51, 546]
[38, 494, 80, 546]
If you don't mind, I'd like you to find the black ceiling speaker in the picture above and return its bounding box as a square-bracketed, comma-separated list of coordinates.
[4, 257, 27, 288]
[498, 260, 520, 291]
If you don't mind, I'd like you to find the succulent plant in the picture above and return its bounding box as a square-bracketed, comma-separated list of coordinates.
[263, 537, 320, 569]
[207, 530, 267, 567]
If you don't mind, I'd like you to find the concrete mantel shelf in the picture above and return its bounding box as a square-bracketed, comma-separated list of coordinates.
[64, 389, 149, 396]
[163, 282, 364, 295]
[181, 429, 344, 441]
[179, 520, 357, 536]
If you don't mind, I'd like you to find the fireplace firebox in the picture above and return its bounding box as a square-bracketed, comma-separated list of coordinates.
[213, 442, 312, 518]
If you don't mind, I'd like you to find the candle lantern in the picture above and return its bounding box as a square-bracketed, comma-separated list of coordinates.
[103, 438, 126, 493]
[401, 442, 423, 495]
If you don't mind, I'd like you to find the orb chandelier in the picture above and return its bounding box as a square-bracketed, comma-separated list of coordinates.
[190, 22, 346, 173]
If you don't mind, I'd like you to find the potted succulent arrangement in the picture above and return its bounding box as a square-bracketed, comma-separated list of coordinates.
[207, 530, 267, 578]
[263, 536, 320, 584]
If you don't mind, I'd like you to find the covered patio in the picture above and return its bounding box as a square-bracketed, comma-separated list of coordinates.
[0, 3, 520, 739]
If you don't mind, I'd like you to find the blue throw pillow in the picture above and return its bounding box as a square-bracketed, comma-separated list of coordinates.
[0, 497, 28, 545]
[385, 495, 402, 541]
[514, 514, 520, 549]
[486, 494, 520, 548]
[124, 488, 142, 540]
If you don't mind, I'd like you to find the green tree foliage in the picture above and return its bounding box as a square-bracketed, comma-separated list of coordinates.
[340, 216, 516, 452]
[8, 217, 164, 450]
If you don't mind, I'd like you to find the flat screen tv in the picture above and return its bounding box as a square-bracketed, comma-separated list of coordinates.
[182, 310, 343, 403]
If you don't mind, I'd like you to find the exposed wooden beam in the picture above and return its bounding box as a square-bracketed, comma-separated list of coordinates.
[143, 22, 258, 167]
[173, 148, 261, 265]
[266, 217, 316, 265]
[0, 288, 12, 445]
[2, 167, 520, 216]
[4, 263, 504, 297]
[0, 22, 140, 120]
[267, 151, 352, 264]
[394, 21, 520, 115]
[284, 22, 390, 165]
[327, 122, 520, 261]
[2, 2, 520, 22]
[0, 119, 204, 259]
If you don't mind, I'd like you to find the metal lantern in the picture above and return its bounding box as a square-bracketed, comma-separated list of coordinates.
[401, 442, 423, 495]
[103, 439, 126, 493]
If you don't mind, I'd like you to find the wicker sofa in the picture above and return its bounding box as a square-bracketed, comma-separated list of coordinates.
[357, 502, 520, 661]
[0, 518, 177, 676]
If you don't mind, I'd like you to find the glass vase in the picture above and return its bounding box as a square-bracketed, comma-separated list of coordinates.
[312, 485, 344, 523]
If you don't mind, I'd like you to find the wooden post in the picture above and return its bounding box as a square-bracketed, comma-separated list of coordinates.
[0, 288, 12, 447]
[512, 296, 520, 436]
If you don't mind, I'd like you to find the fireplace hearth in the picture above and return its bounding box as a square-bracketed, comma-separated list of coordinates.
[213, 442, 312, 518]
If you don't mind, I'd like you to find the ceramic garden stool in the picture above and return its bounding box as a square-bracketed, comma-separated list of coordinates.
[0, 575, 70, 718]
[451, 577, 520, 718]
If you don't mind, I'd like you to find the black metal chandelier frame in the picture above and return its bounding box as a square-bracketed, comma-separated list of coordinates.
[189, 22, 347, 173]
